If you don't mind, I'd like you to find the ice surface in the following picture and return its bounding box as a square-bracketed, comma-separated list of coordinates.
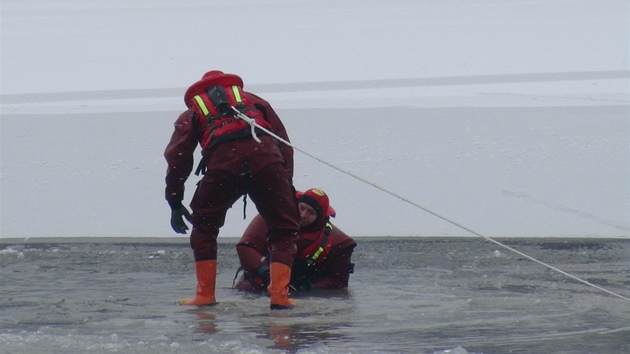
[0, 237, 628, 354]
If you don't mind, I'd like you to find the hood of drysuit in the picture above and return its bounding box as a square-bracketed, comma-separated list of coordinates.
[296, 188, 335, 233]
[183, 70, 244, 108]
[296, 189, 336, 264]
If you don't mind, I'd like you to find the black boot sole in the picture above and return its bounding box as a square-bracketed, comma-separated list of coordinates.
[270, 304, 294, 310]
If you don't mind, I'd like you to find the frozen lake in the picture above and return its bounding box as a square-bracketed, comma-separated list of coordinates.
[1, 237, 628, 353]
[1, 3, 628, 350]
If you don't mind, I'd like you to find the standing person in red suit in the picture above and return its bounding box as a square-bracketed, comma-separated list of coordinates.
[164, 70, 300, 309]
[235, 188, 356, 293]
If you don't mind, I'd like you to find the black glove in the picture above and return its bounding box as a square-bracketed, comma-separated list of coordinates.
[255, 264, 271, 288]
[289, 278, 315, 292]
[289, 265, 315, 292]
[168, 200, 191, 234]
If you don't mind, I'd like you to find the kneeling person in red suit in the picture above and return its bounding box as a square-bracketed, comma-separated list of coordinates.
[235, 188, 356, 293]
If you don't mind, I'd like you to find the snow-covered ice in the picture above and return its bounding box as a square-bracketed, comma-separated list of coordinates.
[1, 0, 628, 239]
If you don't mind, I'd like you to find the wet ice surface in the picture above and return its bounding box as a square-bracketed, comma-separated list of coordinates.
[1, 237, 628, 354]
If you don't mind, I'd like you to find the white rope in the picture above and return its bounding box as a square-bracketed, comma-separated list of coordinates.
[230, 107, 262, 143]
[233, 107, 630, 302]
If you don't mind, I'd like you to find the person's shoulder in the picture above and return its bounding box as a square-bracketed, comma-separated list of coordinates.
[245, 91, 270, 106]
[331, 225, 357, 249]
[173, 109, 196, 130]
[176, 108, 193, 118]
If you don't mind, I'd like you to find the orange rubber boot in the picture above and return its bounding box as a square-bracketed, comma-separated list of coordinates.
[268, 262, 297, 310]
[179, 260, 217, 306]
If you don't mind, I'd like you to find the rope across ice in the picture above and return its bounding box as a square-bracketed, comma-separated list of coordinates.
[235, 108, 630, 303]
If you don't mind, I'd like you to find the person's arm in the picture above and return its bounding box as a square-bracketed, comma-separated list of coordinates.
[311, 245, 356, 290]
[247, 92, 294, 179]
[164, 109, 198, 205]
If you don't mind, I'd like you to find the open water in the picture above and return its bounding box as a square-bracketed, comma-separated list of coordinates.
[0, 237, 628, 354]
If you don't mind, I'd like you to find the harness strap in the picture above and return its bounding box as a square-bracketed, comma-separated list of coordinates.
[194, 156, 207, 176]
[300, 223, 333, 265]
[231, 107, 262, 143]
[242, 158, 251, 219]
[206, 85, 231, 117]
[193, 85, 246, 120]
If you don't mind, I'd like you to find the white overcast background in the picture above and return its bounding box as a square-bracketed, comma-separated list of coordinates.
[1, 0, 628, 239]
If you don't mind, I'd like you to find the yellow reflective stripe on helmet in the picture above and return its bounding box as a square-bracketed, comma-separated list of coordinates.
[193, 95, 210, 116]
[231, 85, 242, 104]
